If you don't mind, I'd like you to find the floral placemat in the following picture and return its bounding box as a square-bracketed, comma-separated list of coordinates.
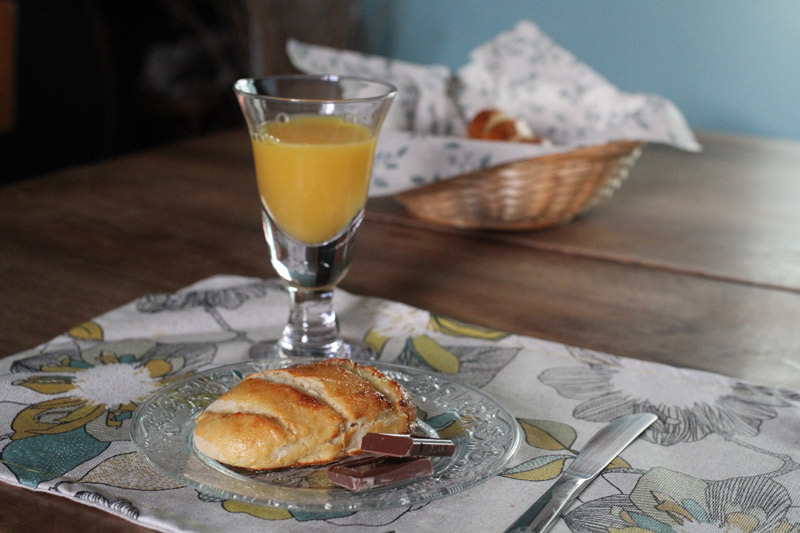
[1, 275, 798, 532]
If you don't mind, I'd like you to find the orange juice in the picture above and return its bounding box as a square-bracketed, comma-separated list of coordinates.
[251, 115, 377, 244]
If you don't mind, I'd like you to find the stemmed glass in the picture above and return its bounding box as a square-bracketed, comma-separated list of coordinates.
[234, 75, 396, 359]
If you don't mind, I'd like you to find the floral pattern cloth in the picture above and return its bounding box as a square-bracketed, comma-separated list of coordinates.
[287, 20, 701, 196]
[1, 275, 799, 533]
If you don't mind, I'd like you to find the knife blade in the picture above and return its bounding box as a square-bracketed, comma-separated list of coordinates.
[504, 413, 657, 533]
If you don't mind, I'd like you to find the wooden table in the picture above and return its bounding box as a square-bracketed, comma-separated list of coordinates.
[1, 129, 799, 531]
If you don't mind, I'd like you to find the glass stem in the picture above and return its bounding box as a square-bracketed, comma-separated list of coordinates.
[279, 285, 343, 358]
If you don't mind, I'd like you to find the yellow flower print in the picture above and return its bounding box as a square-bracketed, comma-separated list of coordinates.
[2, 338, 215, 486]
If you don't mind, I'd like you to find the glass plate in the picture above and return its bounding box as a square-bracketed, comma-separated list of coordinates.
[131, 358, 520, 513]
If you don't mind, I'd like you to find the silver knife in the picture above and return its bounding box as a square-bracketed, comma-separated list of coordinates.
[504, 413, 657, 533]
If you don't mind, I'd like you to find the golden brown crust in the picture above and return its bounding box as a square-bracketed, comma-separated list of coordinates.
[194, 412, 286, 470]
[467, 109, 498, 139]
[319, 359, 417, 430]
[193, 360, 417, 470]
[467, 108, 544, 143]
[253, 360, 392, 423]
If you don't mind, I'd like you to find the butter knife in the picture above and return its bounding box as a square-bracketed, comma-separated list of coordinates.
[504, 413, 657, 533]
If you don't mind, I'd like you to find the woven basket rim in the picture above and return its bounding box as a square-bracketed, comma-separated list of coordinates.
[395, 140, 642, 199]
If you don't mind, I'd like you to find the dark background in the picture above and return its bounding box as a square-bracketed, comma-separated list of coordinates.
[0, 0, 365, 184]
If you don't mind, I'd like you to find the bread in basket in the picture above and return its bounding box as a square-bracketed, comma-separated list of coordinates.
[394, 109, 642, 230]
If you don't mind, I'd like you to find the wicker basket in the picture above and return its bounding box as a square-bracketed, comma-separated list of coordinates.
[394, 140, 643, 230]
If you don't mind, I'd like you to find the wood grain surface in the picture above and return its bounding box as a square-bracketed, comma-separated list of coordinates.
[1, 129, 799, 532]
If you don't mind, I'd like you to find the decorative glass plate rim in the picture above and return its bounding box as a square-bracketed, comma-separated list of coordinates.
[131, 358, 520, 513]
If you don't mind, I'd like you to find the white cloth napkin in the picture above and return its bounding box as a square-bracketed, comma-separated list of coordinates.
[288, 20, 701, 196]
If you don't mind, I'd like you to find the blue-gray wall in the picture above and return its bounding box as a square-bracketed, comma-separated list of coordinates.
[360, 0, 800, 141]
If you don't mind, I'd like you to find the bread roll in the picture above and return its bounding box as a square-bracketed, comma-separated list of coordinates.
[193, 359, 417, 470]
[467, 108, 543, 143]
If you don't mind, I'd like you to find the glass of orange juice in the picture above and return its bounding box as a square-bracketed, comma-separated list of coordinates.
[234, 75, 396, 359]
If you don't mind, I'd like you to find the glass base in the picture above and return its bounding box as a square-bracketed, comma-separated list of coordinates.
[248, 339, 378, 361]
